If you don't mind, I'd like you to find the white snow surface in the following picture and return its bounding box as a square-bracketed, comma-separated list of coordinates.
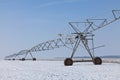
[0, 60, 120, 80]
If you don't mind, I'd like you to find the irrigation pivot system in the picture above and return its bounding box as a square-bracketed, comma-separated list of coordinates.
[5, 37, 76, 61]
[5, 10, 120, 66]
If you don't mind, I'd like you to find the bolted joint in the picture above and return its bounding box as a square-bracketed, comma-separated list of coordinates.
[80, 34, 86, 40]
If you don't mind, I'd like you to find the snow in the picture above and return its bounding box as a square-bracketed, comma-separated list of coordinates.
[0, 60, 120, 80]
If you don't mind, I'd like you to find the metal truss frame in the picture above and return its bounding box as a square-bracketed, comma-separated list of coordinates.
[5, 10, 120, 66]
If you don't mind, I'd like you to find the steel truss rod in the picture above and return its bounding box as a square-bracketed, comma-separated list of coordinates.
[69, 22, 93, 33]
[71, 38, 81, 58]
[5, 50, 29, 60]
[5, 53, 17, 60]
[29, 37, 76, 52]
[70, 32, 94, 58]
[4, 36, 77, 60]
[86, 10, 120, 32]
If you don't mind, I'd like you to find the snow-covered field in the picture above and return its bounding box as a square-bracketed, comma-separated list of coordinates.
[0, 60, 120, 80]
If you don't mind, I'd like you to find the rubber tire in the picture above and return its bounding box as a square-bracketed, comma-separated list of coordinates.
[64, 58, 73, 66]
[33, 58, 36, 61]
[22, 58, 25, 61]
[93, 57, 102, 65]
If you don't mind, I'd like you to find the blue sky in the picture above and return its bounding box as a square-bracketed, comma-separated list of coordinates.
[0, 0, 120, 59]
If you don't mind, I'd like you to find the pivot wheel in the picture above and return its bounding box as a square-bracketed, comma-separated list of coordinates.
[21, 58, 25, 61]
[93, 57, 102, 65]
[33, 58, 36, 61]
[64, 58, 73, 66]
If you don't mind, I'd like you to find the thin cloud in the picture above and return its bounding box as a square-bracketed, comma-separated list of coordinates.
[35, 0, 80, 8]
